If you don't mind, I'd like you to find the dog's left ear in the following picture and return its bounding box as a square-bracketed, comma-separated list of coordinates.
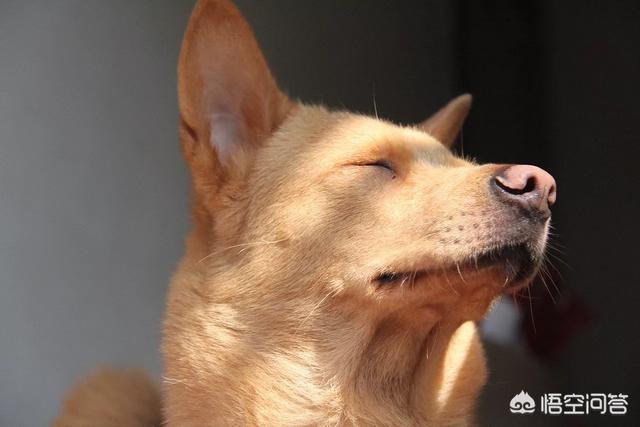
[418, 94, 472, 148]
[178, 0, 292, 175]
[177, 0, 293, 246]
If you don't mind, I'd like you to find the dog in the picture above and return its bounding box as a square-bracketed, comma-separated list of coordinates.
[55, 0, 556, 425]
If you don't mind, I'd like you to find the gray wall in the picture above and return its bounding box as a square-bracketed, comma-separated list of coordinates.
[0, 1, 458, 425]
[0, 2, 192, 425]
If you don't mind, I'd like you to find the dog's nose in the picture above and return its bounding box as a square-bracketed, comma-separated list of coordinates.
[493, 165, 557, 216]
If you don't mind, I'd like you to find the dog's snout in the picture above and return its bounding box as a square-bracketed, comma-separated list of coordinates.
[492, 164, 557, 216]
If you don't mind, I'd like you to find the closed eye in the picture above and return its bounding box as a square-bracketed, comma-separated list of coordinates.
[363, 160, 395, 176]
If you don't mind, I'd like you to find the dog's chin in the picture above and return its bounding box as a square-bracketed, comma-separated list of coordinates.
[375, 241, 543, 292]
[453, 242, 542, 291]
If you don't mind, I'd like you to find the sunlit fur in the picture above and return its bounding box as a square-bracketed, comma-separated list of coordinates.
[55, 1, 549, 426]
[162, 104, 529, 426]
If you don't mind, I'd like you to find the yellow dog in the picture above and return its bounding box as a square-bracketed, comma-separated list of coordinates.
[56, 1, 556, 425]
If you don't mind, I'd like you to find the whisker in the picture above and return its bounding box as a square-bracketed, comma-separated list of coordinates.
[545, 251, 572, 269]
[197, 237, 289, 264]
[503, 258, 513, 287]
[527, 285, 537, 334]
[442, 266, 459, 295]
[503, 275, 510, 288]
[372, 84, 379, 119]
[295, 289, 336, 334]
[426, 322, 442, 360]
[455, 262, 467, 284]
[163, 376, 189, 386]
[543, 256, 565, 280]
[399, 276, 409, 288]
[545, 244, 567, 256]
[538, 270, 557, 304]
[542, 261, 562, 297]
[546, 237, 567, 250]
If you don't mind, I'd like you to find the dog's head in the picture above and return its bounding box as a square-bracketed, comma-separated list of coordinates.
[178, 0, 555, 317]
[169, 0, 556, 423]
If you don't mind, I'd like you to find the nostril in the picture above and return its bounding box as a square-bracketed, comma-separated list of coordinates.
[522, 176, 536, 194]
[494, 174, 537, 196]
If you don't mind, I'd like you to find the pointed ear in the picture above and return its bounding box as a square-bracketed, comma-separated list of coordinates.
[178, 0, 292, 176]
[417, 94, 472, 148]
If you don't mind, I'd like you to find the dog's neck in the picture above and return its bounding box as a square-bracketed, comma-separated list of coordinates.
[164, 237, 487, 426]
[258, 303, 487, 426]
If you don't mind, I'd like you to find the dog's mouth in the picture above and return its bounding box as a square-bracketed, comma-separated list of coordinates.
[374, 242, 540, 291]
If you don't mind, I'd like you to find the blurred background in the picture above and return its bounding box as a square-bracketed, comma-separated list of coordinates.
[1, 1, 638, 426]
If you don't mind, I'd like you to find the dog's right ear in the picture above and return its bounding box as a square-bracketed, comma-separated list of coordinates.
[418, 94, 472, 149]
[178, 0, 292, 185]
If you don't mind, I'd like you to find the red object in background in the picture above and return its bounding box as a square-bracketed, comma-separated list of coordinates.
[517, 274, 593, 359]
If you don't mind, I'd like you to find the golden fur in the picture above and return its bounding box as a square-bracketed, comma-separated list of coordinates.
[55, 1, 551, 426]
[53, 369, 160, 427]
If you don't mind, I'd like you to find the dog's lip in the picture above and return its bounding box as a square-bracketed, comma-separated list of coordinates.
[374, 242, 539, 289]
